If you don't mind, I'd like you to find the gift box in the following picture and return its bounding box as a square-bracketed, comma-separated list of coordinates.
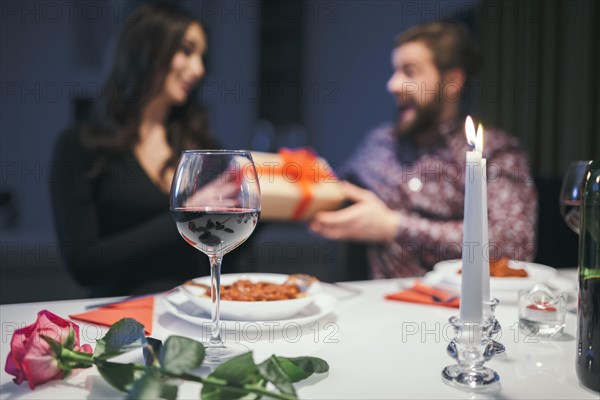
[251, 149, 345, 221]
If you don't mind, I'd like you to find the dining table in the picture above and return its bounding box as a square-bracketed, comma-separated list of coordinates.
[1, 269, 598, 400]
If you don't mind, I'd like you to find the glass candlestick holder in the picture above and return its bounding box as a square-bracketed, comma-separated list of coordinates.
[442, 316, 500, 390]
[483, 298, 505, 355]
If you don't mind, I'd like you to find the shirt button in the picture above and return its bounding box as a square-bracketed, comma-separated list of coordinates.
[408, 177, 423, 192]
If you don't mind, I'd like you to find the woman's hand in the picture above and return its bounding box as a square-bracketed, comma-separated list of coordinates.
[309, 181, 401, 242]
[183, 173, 240, 208]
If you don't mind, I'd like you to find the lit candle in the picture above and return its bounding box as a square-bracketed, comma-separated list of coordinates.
[460, 116, 484, 323]
[479, 123, 491, 305]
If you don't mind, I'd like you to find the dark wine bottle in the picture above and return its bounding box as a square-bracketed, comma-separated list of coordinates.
[577, 159, 600, 392]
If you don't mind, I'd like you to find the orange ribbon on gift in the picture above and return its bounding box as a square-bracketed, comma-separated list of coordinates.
[256, 148, 333, 220]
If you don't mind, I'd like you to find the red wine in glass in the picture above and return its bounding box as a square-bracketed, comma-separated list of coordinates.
[170, 150, 260, 363]
[560, 199, 582, 234]
[559, 161, 591, 235]
[171, 208, 260, 255]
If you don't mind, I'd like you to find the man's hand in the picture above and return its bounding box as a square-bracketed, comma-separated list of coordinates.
[309, 181, 401, 242]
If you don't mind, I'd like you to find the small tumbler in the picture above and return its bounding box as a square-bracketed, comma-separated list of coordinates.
[518, 284, 567, 338]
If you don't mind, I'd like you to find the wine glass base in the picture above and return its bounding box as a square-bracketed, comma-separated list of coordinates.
[442, 365, 500, 391]
[203, 342, 249, 364]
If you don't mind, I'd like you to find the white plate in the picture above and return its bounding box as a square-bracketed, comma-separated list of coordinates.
[425, 259, 560, 303]
[432, 259, 558, 292]
[179, 273, 321, 321]
[161, 290, 338, 331]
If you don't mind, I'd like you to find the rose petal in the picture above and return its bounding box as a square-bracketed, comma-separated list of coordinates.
[21, 333, 63, 389]
[78, 344, 93, 354]
[4, 310, 92, 390]
[35, 311, 71, 344]
[5, 351, 25, 385]
[7, 322, 37, 384]
[21, 355, 64, 390]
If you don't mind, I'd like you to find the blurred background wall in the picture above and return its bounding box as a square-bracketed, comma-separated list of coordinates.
[1, 0, 597, 303]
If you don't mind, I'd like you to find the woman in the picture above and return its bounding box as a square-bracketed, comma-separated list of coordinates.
[51, 3, 217, 296]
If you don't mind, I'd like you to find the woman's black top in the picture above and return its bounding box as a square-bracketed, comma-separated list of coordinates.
[50, 128, 210, 296]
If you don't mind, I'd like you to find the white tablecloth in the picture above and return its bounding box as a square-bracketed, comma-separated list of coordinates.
[1, 272, 597, 399]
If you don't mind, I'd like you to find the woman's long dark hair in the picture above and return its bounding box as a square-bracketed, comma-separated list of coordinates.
[82, 2, 216, 177]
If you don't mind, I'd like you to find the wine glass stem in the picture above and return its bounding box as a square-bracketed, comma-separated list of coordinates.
[209, 254, 224, 346]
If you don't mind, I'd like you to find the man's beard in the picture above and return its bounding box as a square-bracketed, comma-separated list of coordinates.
[392, 96, 443, 139]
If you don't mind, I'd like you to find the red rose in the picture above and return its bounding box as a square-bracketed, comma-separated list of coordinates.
[4, 310, 93, 389]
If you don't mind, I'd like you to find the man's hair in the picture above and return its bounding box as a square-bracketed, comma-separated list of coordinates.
[395, 22, 482, 80]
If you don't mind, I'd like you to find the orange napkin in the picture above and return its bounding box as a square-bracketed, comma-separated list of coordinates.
[386, 281, 460, 308]
[70, 297, 154, 335]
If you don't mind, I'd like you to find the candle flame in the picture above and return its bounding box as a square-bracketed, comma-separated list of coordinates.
[465, 116, 476, 149]
[476, 123, 484, 153]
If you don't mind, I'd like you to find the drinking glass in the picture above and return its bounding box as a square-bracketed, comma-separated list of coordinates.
[170, 150, 260, 363]
[518, 284, 567, 338]
[559, 160, 591, 234]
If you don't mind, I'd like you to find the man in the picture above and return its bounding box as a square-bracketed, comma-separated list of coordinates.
[310, 22, 538, 278]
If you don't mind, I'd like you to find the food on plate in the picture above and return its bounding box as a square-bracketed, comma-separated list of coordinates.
[458, 257, 529, 278]
[489, 257, 528, 277]
[218, 280, 303, 301]
[184, 274, 318, 301]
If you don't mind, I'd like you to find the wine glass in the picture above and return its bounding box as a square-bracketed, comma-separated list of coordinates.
[559, 160, 591, 234]
[170, 150, 260, 363]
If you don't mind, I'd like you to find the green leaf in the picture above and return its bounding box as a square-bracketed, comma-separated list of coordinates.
[40, 335, 63, 357]
[200, 382, 266, 400]
[144, 337, 163, 366]
[274, 356, 329, 383]
[208, 352, 261, 385]
[202, 352, 262, 400]
[94, 318, 146, 359]
[200, 381, 246, 400]
[257, 356, 296, 396]
[41, 337, 94, 372]
[65, 325, 75, 348]
[126, 367, 178, 400]
[96, 359, 142, 392]
[58, 360, 94, 370]
[159, 336, 205, 374]
[58, 347, 95, 366]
